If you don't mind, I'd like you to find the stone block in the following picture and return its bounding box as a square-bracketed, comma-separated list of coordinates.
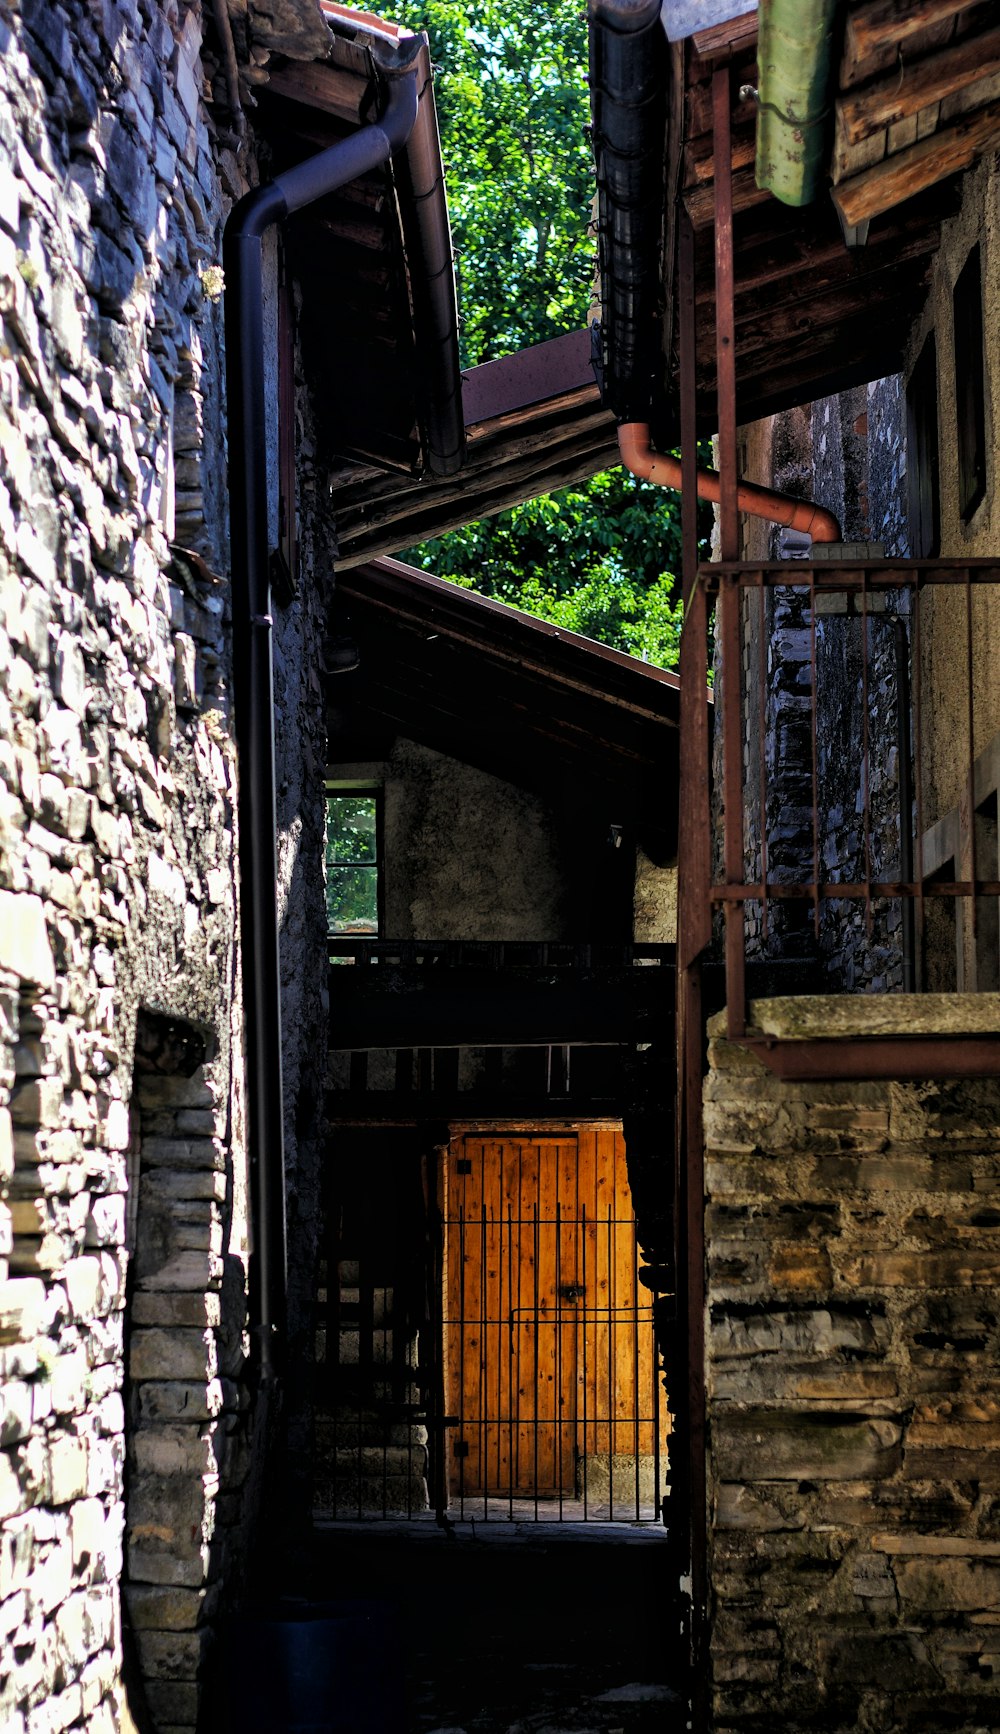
[897, 1557, 1000, 1613]
[0, 1277, 54, 1345]
[767, 1244, 833, 1295]
[135, 1625, 211, 1679]
[136, 1379, 224, 1423]
[0, 1380, 33, 1445]
[140, 1136, 226, 1172]
[714, 1411, 903, 1482]
[62, 1255, 103, 1320]
[70, 1498, 108, 1571]
[132, 1291, 221, 1327]
[132, 1425, 217, 1477]
[49, 1434, 89, 1504]
[124, 1583, 213, 1630]
[9, 1077, 64, 1127]
[137, 1249, 224, 1292]
[25, 1535, 74, 1614]
[49, 1346, 90, 1416]
[128, 1326, 216, 1382]
[126, 1545, 210, 1589]
[850, 1250, 1000, 1287]
[143, 1680, 200, 1723]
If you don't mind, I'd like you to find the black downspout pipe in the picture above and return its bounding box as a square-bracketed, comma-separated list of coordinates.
[223, 68, 420, 1385]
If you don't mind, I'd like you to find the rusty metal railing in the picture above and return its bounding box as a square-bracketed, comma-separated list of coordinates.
[699, 558, 1000, 1036]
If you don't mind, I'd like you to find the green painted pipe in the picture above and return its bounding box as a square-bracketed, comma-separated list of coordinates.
[755, 0, 838, 207]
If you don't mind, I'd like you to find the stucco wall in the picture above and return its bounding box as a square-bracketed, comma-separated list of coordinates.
[331, 741, 585, 942]
[906, 154, 1000, 846]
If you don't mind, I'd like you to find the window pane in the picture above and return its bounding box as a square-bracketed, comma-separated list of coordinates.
[326, 794, 379, 935]
[327, 794, 378, 864]
[327, 865, 378, 934]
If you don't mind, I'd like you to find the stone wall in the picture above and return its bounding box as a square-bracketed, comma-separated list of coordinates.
[0, 3, 266, 1729]
[737, 383, 911, 992]
[704, 999, 1000, 1733]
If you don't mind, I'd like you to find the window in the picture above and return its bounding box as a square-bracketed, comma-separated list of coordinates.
[953, 246, 987, 522]
[326, 791, 380, 935]
[906, 334, 940, 558]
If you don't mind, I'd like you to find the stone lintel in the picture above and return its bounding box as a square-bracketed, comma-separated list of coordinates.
[709, 992, 1000, 1042]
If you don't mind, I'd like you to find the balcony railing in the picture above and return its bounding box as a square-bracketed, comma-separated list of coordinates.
[327, 939, 677, 1114]
[696, 558, 1000, 1041]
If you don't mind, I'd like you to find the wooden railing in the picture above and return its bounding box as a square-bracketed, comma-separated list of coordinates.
[327, 940, 676, 1114]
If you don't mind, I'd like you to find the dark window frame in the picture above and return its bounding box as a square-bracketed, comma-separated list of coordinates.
[325, 786, 383, 938]
[953, 245, 987, 523]
[906, 332, 940, 558]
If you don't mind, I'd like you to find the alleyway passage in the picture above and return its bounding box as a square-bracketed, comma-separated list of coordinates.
[221, 1518, 687, 1732]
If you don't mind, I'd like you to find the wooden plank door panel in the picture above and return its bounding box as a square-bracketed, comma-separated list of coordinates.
[444, 1128, 662, 1506]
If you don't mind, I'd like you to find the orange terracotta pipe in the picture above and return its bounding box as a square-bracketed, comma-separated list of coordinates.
[618, 422, 841, 543]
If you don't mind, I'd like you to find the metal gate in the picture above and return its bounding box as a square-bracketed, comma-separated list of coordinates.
[443, 1128, 667, 1522]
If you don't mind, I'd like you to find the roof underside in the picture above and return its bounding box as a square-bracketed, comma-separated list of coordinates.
[254, 21, 619, 563]
[328, 558, 683, 855]
[593, 1, 1000, 435]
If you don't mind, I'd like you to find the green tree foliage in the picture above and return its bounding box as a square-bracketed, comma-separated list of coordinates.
[418, 0, 592, 368]
[326, 794, 379, 934]
[412, 469, 686, 666]
[400, 2, 707, 666]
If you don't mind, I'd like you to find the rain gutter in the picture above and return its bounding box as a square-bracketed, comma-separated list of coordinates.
[589, 0, 669, 421]
[223, 60, 420, 1385]
[755, 0, 838, 207]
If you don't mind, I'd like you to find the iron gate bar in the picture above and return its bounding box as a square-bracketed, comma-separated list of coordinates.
[443, 1192, 665, 1520]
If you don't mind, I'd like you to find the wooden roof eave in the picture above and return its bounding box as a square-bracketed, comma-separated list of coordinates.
[335, 558, 681, 725]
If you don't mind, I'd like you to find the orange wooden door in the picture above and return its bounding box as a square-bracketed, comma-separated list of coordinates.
[444, 1129, 660, 1503]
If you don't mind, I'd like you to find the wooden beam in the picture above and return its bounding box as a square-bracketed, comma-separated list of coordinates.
[683, 118, 757, 186]
[334, 438, 620, 562]
[694, 207, 943, 311]
[263, 60, 369, 123]
[832, 95, 1000, 225]
[707, 257, 935, 366]
[683, 163, 771, 228]
[839, 25, 1000, 145]
[846, 0, 975, 64]
[690, 10, 758, 62]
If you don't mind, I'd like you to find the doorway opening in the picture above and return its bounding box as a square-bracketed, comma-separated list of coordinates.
[314, 1120, 668, 1526]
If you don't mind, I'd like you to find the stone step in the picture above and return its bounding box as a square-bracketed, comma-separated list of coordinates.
[313, 1472, 429, 1517]
[315, 1414, 427, 1449]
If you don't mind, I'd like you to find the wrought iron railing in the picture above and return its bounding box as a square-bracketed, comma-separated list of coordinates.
[698, 558, 1000, 1035]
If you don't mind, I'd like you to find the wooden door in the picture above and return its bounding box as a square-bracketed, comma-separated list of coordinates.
[443, 1128, 660, 1505]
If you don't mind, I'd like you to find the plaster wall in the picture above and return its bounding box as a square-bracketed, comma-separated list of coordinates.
[633, 848, 676, 943]
[905, 154, 1000, 838]
[331, 740, 578, 942]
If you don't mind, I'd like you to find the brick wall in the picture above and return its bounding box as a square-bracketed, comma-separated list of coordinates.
[705, 1003, 1000, 1732]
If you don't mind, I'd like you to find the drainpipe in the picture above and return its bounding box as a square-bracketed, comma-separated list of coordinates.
[223, 66, 420, 1385]
[755, 0, 838, 208]
[618, 421, 841, 541]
